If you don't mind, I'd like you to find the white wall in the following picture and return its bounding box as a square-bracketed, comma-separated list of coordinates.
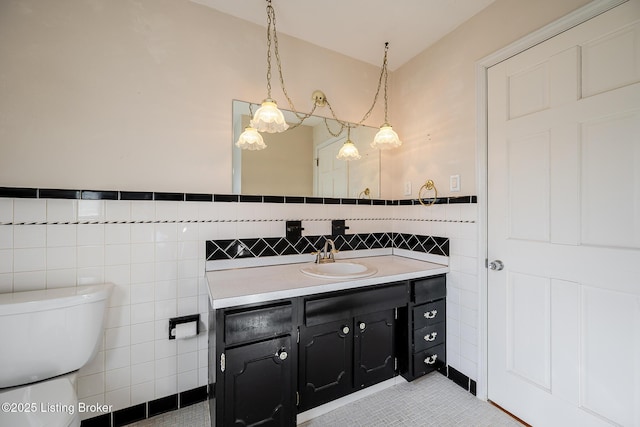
[0, 0, 384, 194]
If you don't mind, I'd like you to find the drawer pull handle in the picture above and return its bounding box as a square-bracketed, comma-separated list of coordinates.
[423, 332, 438, 342]
[342, 326, 350, 335]
[359, 322, 366, 331]
[424, 354, 438, 365]
[423, 310, 438, 319]
[276, 348, 288, 361]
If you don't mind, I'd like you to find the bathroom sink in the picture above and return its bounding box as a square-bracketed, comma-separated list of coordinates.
[300, 262, 378, 279]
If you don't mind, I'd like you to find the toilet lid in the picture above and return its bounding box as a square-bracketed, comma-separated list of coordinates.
[0, 377, 78, 427]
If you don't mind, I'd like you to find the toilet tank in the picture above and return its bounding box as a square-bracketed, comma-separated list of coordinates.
[0, 283, 113, 388]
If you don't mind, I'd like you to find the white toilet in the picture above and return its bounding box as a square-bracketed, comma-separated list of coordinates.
[0, 283, 113, 427]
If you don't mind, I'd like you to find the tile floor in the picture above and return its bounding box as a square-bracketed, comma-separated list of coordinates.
[130, 372, 523, 426]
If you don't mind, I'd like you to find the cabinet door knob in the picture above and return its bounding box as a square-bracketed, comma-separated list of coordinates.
[342, 326, 350, 335]
[275, 348, 288, 361]
[423, 332, 438, 342]
[424, 354, 438, 365]
[359, 322, 366, 331]
[423, 310, 438, 319]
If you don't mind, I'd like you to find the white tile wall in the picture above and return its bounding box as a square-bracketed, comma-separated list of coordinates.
[0, 197, 481, 420]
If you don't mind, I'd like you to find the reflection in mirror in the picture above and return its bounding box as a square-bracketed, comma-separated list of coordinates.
[232, 100, 381, 198]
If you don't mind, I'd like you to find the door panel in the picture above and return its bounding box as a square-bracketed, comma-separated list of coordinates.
[582, 22, 640, 97]
[224, 336, 292, 427]
[581, 110, 640, 248]
[354, 310, 395, 388]
[488, 2, 640, 426]
[505, 272, 551, 391]
[298, 319, 352, 411]
[507, 131, 550, 241]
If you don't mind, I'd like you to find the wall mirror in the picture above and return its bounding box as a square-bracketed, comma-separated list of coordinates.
[232, 100, 381, 199]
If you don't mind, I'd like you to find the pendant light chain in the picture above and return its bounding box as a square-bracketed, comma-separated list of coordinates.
[244, 0, 400, 153]
[382, 43, 390, 124]
[322, 42, 388, 130]
[267, 0, 317, 127]
[264, 0, 388, 133]
[265, 1, 273, 99]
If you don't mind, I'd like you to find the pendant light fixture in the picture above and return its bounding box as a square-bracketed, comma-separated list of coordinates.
[336, 125, 361, 161]
[235, 126, 266, 150]
[249, 0, 289, 133]
[371, 43, 402, 150]
[237, 0, 403, 160]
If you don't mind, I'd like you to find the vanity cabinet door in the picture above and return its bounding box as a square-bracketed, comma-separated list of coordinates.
[354, 309, 396, 389]
[298, 319, 353, 412]
[224, 336, 294, 427]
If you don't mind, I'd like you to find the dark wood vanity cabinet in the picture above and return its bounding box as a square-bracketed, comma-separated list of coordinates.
[298, 283, 405, 411]
[214, 301, 298, 427]
[211, 274, 446, 426]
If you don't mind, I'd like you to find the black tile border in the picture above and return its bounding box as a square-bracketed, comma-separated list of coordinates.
[119, 191, 153, 201]
[447, 366, 477, 396]
[39, 189, 82, 199]
[148, 394, 178, 417]
[154, 192, 184, 201]
[180, 385, 208, 407]
[79, 413, 110, 427]
[80, 386, 208, 427]
[239, 194, 262, 203]
[214, 194, 238, 203]
[112, 403, 146, 427]
[186, 193, 213, 202]
[206, 232, 449, 261]
[0, 186, 477, 205]
[0, 187, 38, 198]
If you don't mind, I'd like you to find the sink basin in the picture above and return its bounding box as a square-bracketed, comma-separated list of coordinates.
[300, 262, 378, 279]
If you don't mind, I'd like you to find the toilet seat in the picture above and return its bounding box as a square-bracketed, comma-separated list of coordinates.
[0, 376, 80, 427]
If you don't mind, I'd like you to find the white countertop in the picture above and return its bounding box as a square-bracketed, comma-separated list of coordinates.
[206, 255, 449, 309]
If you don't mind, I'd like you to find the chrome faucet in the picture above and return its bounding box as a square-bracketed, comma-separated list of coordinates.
[313, 239, 338, 264]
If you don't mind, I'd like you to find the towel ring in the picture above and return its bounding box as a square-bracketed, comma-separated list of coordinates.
[418, 180, 438, 207]
[358, 188, 371, 199]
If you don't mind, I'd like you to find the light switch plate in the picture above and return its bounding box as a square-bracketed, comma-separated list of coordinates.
[450, 175, 460, 192]
[404, 182, 412, 196]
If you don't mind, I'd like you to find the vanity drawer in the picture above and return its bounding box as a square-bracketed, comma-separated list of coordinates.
[224, 303, 292, 346]
[413, 275, 446, 304]
[412, 299, 446, 330]
[412, 343, 446, 377]
[413, 322, 445, 352]
[305, 283, 407, 327]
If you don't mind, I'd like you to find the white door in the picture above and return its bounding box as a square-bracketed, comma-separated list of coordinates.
[316, 138, 348, 198]
[488, 2, 640, 426]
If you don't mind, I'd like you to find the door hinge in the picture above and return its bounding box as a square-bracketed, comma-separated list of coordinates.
[485, 258, 488, 268]
[220, 353, 226, 373]
[297, 327, 300, 344]
[394, 307, 398, 320]
[316, 158, 319, 167]
[296, 391, 300, 406]
[394, 357, 398, 371]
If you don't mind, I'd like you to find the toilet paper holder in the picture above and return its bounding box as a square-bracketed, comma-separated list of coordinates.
[168, 314, 200, 340]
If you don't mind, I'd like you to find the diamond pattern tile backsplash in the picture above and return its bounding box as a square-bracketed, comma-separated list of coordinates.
[206, 233, 449, 261]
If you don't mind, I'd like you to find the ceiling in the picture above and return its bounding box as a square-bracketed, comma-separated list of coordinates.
[191, 0, 496, 70]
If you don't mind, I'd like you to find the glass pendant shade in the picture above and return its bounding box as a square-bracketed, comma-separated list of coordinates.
[250, 99, 289, 133]
[236, 127, 267, 151]
[371, 124, 402, 149]
[336, 140, 361, 161]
